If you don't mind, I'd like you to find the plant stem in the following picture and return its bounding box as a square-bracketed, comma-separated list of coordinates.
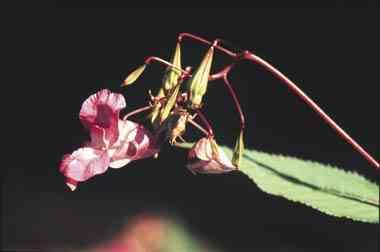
[223, 75, 246, 131]
[187, 116, 209, 137]
[123, 105, 153, 120]
[144, 56, 190, 77]
[178, 32, 379, 169]
[195, 109, 214, 138]
[243, 51, 379, 169]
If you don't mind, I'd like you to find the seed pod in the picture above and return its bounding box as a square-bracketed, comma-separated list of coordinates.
[232, 130, 244, 168]
[149, 43, 182, 126]
[162, 42, 182, 94]
[123, 64, 146, 86]
[185, 45, 214, 109]
[158, 83, 181, 124]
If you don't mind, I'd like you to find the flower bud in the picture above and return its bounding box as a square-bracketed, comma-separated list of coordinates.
[187, 137, 236, 174]
[123, 64, 146, 86]
[232, 130, 244, 168]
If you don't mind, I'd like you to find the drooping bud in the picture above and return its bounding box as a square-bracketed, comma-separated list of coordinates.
[162, 42, 182, 94]
[123, 64, 147, 86]
[185, 44, 215, 109]
[187, 137, 236, 174]
[232, 130, 244, 168]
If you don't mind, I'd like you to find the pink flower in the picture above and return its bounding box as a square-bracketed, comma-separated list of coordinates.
[60, 89, 158, 191]
[80, 89, 126, 148]
[186, 137, 237, 174]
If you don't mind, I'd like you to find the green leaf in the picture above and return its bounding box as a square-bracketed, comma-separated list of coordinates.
[221, 147, 379, 223]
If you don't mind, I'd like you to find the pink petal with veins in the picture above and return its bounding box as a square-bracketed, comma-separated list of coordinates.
[187, 137, 236, 174]
[109, 120, 159, 169]
[60, 147, 110, 190]
[80, 89, 126, 147]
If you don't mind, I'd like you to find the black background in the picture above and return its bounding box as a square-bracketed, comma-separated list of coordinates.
[3, 8, 379, 251]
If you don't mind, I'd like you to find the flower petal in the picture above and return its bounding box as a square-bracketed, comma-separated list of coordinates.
[188, 136, 213, 161]
[59, 147, 110, 189]
[109, 120, 159, 169]
[80, 89, 126, 147]
[187, 137, 236, 174]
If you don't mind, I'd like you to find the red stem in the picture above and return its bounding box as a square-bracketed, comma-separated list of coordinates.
[144, 56, 190, 77]
[209, 64, 246, 134]
[223, 75, 246, 131]
[123, 105, 153, 120]
[187, 117, 210, 137]
[179, 32, 379, 169]
[195, 109, 214, 138]
[243, 52, 379, 169]
[178, 33, 236, 57]
[209, 64, 234, 81]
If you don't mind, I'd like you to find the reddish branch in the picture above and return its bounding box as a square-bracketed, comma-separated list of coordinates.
[178, 33, 379, 169]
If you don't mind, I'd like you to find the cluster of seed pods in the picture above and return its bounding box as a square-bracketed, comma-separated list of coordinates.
[59, 33, 379, 191]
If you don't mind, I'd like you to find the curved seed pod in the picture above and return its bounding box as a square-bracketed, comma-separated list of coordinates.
[123, 64, 147, 86]
[232, 130, 244, 168]
[185, 45, 214, 109]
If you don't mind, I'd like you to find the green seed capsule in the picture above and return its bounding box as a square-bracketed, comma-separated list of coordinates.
[185, 45, 214, 109]
[159, 83, 181, 124]
[149, 43, 183, 126]
[162, 42, 182, 95]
